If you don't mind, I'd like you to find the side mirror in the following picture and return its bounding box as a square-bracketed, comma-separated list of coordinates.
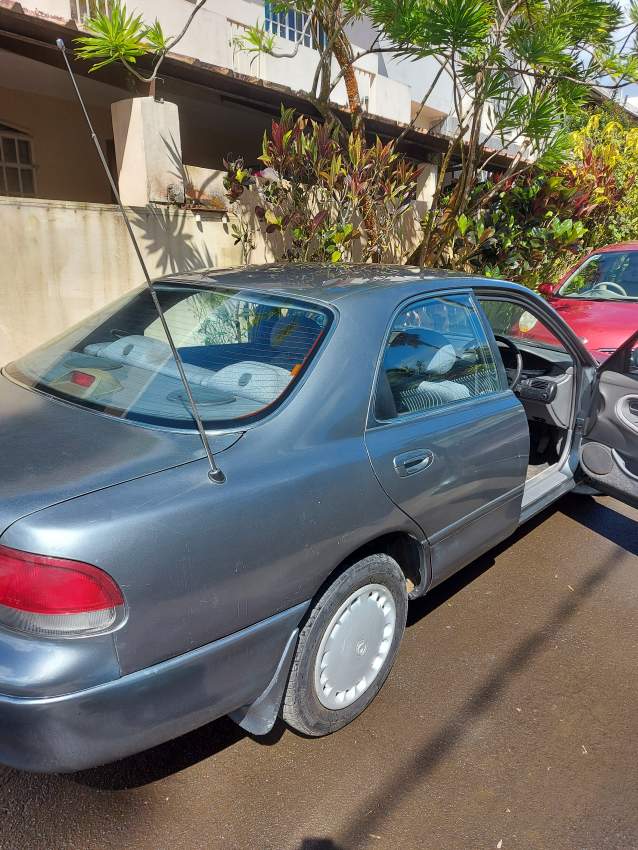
[537, 282, 559, 298]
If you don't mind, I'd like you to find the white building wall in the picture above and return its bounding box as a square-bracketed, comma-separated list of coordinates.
[621, 95, 638, 116]
[382, 53, 452, 122]
[17, 0, 456, 129]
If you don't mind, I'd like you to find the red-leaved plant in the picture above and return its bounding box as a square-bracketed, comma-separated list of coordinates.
[224, 107, 421, 263]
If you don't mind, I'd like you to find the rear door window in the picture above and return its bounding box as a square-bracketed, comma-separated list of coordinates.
[6, 284, 332, 429]
[375, 294, 501, 420]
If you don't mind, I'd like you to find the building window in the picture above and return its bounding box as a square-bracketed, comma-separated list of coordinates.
[0, 124, 36, 197]
[264, 3, 327, 49]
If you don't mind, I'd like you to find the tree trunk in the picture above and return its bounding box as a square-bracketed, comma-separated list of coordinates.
[325, 21, 381, 256]
[315, 5, 379, 258]
[330, 32, 364, 138]
[412, 88, 485, 268]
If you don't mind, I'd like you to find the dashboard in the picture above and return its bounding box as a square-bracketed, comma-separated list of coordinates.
[497, 339, 575, 429]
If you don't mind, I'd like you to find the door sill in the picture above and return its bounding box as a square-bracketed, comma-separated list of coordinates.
[520, 463, 576, 523]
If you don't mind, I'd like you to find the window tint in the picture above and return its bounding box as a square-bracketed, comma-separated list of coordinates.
[376, 295, 501, 420]
[480, 299, 568, 354]
[7, 285, 331, 430]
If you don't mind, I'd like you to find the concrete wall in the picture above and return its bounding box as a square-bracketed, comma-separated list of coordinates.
[0, 197, 242, 364]
[0, 179, 428, 365]
[0, 81, 114, 204]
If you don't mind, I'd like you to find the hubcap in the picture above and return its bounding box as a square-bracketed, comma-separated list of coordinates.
[314, 583, 396, 710]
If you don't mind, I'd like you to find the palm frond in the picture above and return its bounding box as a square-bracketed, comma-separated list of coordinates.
[74, 0, 149, 71]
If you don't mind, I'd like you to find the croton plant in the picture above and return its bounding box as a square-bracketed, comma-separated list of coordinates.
[224, 108, 421, 264]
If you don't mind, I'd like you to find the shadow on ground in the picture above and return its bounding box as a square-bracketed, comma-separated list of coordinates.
[74, 716, 286, 791]
[332, 495, 633, 849]
[297, 841, 344, 850]
[560, 493, 638, 556]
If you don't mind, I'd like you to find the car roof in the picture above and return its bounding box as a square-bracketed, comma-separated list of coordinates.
[159, 263, 517, 306]
[590, 242, 638, 254]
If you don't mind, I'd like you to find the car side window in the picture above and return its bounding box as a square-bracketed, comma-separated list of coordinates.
[479, 298, 571, 356]
[375, 294, 501, 421]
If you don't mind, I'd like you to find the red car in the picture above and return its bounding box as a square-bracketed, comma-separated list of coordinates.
[533, 243, 638, 362]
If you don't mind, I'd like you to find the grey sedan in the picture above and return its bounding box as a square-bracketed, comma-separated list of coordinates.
[0, 264, 636, 773]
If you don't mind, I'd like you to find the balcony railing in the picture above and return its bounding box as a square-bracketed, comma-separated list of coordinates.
[70, 0, 115, 23]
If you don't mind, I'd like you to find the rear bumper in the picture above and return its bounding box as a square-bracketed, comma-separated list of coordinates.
[0, 601, 308, 773]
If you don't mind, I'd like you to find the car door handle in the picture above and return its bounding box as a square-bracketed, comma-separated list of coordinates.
[393, 449, 434, 477]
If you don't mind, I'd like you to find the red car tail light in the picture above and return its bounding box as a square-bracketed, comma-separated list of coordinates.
[0, 545, 125, 637]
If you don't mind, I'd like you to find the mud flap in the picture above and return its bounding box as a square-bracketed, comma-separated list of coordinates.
[229, 629, 299, 735]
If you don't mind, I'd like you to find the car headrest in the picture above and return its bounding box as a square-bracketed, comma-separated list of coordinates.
[84, 335, 220, 389]
[85, 337, 292, 405]
[209, 361, 291, 404]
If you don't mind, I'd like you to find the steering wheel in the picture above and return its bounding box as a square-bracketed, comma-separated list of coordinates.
[589, 281, 628, 297]
[494, 334, 523, 390]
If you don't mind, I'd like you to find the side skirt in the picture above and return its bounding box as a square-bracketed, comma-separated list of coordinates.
[520, 466, 576, 524]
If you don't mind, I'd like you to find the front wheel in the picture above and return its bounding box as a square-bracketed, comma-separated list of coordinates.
[282, 554, 408, 737]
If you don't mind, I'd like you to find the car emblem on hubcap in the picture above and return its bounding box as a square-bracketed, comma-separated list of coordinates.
[314, 584, 396, 709]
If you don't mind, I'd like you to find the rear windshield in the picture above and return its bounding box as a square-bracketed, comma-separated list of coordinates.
[5, 284, 332, 430]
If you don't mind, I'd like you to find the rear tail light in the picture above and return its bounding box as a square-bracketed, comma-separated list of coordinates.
[0, 545, 125, 637]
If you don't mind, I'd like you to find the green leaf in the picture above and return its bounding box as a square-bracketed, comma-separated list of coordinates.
[233, 25, 276, 56]
[456, 213, 471, 236]
[74, 0, 150, 72]
[369, 0, 494, 55]
[144, 19, 168, 53]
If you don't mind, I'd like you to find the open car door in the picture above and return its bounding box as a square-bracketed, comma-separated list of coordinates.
[580, 330, 638, 508]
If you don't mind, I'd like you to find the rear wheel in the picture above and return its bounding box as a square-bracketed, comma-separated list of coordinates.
[282, 554, 408, 737]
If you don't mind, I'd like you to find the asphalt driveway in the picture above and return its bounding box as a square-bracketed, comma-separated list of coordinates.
[0, 493, 636, 850]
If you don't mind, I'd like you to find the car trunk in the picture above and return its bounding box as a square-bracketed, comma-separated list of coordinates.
[0, 374, 236, 537]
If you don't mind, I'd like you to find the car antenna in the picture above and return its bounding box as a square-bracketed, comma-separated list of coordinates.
[55, 39, 225, 484]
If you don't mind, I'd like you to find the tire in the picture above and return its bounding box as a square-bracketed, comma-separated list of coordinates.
[282, 554, 408, 737]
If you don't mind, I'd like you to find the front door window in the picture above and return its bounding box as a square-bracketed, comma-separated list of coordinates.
[479, 299, 570, 357]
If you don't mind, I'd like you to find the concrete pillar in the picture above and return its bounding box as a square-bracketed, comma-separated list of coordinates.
[111, 97, 184, 206]
[415, 161, 438, 215]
